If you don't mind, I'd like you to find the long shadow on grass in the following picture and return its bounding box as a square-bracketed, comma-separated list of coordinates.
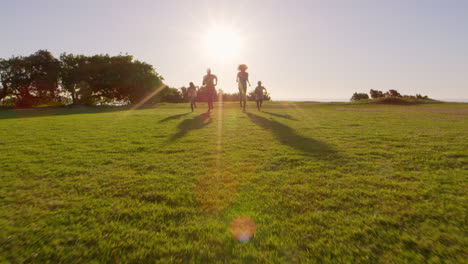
[247, 112, 335, 156]
[170, 113, 212, 141]
[159, 112, 190, 123]
[0, 105, 151, 119]
[263, 111, 298, 121]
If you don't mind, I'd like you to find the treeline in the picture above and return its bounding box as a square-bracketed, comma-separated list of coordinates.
[0, 50, 270, 108]
[351, 89, 430, 101]
[0, 50, 164, 107]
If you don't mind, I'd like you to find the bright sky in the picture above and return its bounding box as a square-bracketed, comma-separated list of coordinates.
[1, 0, 467, 101]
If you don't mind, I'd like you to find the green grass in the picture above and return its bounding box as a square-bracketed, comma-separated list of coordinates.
[0, 102, 467, 263]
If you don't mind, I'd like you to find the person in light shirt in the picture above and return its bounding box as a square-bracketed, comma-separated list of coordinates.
[236, 64, 250, 111]
[187, 82, 198, 112]
[254, 81, 267, 111]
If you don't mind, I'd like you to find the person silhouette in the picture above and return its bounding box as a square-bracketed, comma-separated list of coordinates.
[202, 68, 217, 112]
[237, 64, 250, 111]
[187, 82, 198, 112]
[254, 81, 267, 111]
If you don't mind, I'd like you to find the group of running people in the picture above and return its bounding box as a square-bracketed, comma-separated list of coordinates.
[186, 65, 268, 112]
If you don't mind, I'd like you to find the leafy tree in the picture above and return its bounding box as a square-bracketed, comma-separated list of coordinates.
[179, 86, 189, 102]
[156, 87, 183, 103]
[59, 53, 163, 105]
[385, 89, 402, 97]
[0, 58, 20, 102]
[351, 92, 369, 101]
[59, 53, 90, 104]
[369, 89, 384, 99]
[221, 91, 240, 102]
[0, 50, 60, 107]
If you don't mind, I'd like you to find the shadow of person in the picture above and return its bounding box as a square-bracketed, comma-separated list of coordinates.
[159, 112, 190, 123]
[262, 111, 298, 121]
[246, 112, 334, 156]
[170, 113, 212, 141]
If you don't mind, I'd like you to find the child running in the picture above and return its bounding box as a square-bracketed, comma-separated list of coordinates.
[187, 82, 198, 112]
[202, 68, 217, 112]
[254, 81, 267, 111]
[236, 64, 250, 111]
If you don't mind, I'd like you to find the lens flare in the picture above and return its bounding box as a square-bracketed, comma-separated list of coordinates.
[230, 216, 256, 243]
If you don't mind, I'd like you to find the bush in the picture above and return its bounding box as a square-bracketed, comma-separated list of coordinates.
[350, 92, 369, 101]
[385, 89, 402, 97]
[369, 89, 384, 99]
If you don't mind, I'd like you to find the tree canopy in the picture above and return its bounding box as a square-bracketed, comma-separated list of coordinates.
[0, 51, 164, 107]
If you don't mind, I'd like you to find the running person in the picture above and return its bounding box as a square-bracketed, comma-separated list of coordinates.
[202, 68, 217, 112]
[254, 81, 267, 111]
[237, 64, 250, 111]
[187, 82, 198, 112]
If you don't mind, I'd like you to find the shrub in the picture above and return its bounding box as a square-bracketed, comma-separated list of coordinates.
[350, 92, 369, 101]
[385, 89, 402, 97]
[369, 89, 384, 99]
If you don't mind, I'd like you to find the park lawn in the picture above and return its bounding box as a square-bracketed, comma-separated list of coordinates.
[0, 102, 467, 263]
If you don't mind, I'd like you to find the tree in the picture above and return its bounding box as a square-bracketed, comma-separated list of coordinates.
[351, 92, 369, 101]
[59, 53, 164, 105]
[416, 94, 428, 99]
[59, 53, 90, 105]
[179, 86, 189, 102]
[3, 50, 165, 107]
[369, 89, 384, 99]
[0, 50, 60, 107]
[386, 89, 402, 97]
[156, 87, 183, 103]
[0, 58, 16, 102]
[221, 91, 240, 102]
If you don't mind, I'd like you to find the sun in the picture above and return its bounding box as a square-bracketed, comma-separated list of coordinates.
[204, 26, 242, 61]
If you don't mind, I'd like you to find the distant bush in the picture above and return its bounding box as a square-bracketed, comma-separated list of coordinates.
[151, 87, 182, 103]
[353, 89, 433, 104]
[385, 89, 402, 97]
[369, 89, 385, 99]
[350, 92, 369, 101]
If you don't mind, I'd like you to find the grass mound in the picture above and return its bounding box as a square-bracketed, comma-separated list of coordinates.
[371, 97, 440, 105]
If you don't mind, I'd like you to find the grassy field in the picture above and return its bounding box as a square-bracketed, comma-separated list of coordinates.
[0, 102, 467, 263]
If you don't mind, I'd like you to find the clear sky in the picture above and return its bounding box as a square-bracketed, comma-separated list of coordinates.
[1, 0, 467, 101]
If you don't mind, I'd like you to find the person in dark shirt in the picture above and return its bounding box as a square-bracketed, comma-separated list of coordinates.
[254, 81, 267, 111]
[202, 68, 217, 112]
[237, 64, 250, 111]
